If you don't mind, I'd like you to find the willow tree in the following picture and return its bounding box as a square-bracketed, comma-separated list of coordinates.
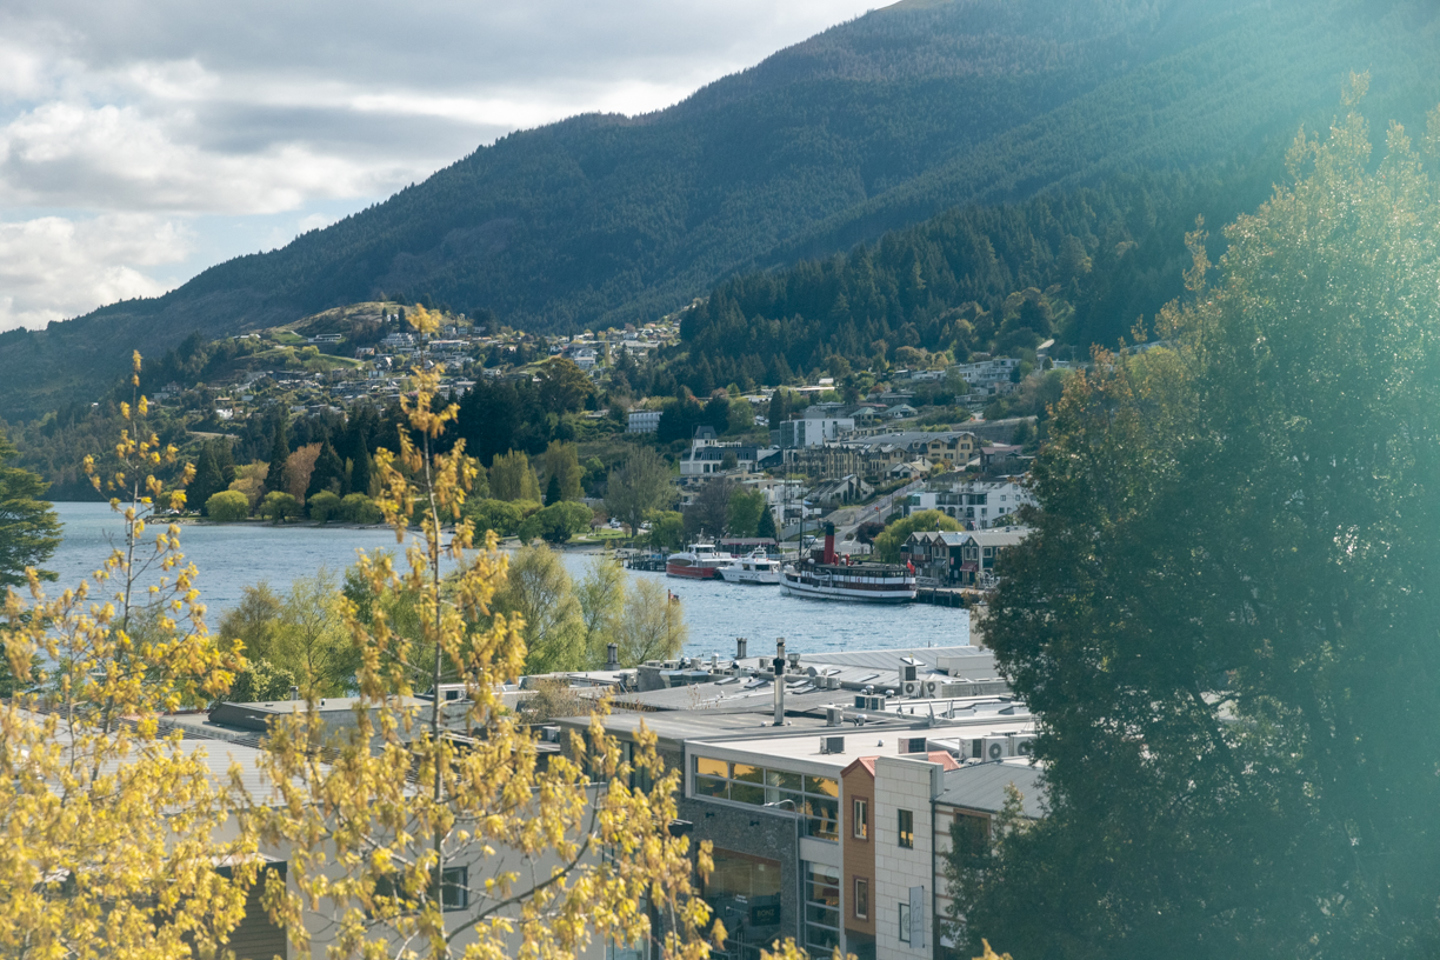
[250, 306, 718, 960]
[955, 82, 1440, 959]
[0, 352, 251, 959]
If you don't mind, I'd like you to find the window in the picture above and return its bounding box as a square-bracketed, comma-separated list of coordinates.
[804, 864, 841, 954]
[898, 902, 911, 943]
[898, 809, 914, 849]
[853, 798, 869, 839]
[440, 866, 469, 911]
[689, 758, 838, 839]
[854, 877, 869, 919]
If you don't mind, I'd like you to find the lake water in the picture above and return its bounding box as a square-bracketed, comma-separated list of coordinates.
[44, 502, 969, 658]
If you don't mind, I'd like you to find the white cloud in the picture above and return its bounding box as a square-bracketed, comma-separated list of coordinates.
[0, 101, 404, 213]
[0, 213, 191, 329]
[0, 0, 883, 331]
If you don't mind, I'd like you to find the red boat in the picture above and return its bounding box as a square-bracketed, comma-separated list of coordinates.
[665, 543, 735, 579]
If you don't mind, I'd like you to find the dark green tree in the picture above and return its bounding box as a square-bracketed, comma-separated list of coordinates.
[265, 414, 289, 495]
[308, 439, 344, 498]
[953, 90, 1440, 960]
[0, 430, 61, 588]
[544, 473, 563, 507]
[188, 442, 228, 511]
[767, 388, 789, 427]
[350, 441, 373, 498]
[755, 502, 778, 540]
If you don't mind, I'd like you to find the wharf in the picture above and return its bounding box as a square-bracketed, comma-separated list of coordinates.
[618, 549, 667, 572]
[911, 582, 981, 608]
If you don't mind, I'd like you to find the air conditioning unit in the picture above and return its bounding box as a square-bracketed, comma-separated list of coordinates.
[436, 683, 467, 702]
[900, 737, 927, 754]
[820, 736, 845, 755]
[923, 680, 940, 697]
[1011, 734, 1037, 758]
[981, 736, 1010, 761]
[902, 681, 921, 698]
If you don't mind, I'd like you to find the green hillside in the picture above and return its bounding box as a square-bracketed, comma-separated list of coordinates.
[1, 0, 1438, 420]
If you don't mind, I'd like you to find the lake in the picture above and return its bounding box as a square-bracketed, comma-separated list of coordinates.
[43, 502, 970, 658]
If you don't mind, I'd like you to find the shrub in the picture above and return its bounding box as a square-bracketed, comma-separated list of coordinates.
[339, 493, 383, 525]
[205, 490, 251, 522]
[517, 501, 594, 544]
[308, 490, 342, 524]
[873, 509, 961, 562]
[260, 491, 301, 523]
[463, 498, 540, 538]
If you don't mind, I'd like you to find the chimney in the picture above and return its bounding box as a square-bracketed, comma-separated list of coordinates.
[823, 522, 837, 565]
[606, 643, 619, 669]
[773, 637, 786, 726]
[289, 685, 300, 702]
[736, 637, 748, 660]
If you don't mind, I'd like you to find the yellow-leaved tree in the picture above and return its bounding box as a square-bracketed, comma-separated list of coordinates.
[0, 351, 252, 959]
[248, 306, 720, 959]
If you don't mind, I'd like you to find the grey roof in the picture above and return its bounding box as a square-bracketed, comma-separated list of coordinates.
[936, 760, 1047, 818]
[965, 528, 1033, 548]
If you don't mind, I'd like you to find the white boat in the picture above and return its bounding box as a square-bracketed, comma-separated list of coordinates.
[666, 542, 736, 580]
[718, 548, 782, 585]
[778, 523, 916, 603]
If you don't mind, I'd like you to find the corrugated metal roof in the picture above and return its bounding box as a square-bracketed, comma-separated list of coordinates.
[936, 761, 1046, 818]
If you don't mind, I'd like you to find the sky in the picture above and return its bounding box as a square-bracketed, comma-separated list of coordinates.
[0, 0, 882, 332]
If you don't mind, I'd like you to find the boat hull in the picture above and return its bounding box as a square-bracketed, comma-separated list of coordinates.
[666, 562, 724, 579]
[780, 571, 916, 603]
[719, 568, 781, 585]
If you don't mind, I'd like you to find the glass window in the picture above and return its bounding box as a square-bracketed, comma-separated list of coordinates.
[440, 866, 468, 911]
[804, 864, 840, 955]
[730, 782, 765, 806]
[899, 902, 911, 943]
[732, 762, 764, 784]
[804, 775, 839, 798]
[806, 796, 840, 841]
[766, 769, 802, 792]
[854, 877, 869, 919]
[853, 798, 869, 839]
[694, 777, 729, 799]
[694, 756, 728, 778]
[898, 809, 914, 849]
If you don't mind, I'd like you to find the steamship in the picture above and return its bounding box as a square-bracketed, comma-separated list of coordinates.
[779, 524, 917, 603]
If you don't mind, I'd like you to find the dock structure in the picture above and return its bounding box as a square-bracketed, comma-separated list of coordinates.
[618, 549, 667, 572]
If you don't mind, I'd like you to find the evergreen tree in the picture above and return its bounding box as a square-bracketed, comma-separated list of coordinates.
[544, 473, 563, 507]
[307, 439, 345, 498]
[767, 388, 789, 427]
[351, 441, 372, 497]
[0, 430, 60, 588]
[954, 94, 1440, 960]
[189, 442, 227, 511]
[756, 503, 778, 540]
[265, 414, 289, 495]
[215, 438, 236, 487]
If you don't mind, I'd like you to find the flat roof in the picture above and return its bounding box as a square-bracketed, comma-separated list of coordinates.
[690, 719, 1037, 776]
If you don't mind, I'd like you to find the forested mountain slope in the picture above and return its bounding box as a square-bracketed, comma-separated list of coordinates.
[2, 0, 1438, 419]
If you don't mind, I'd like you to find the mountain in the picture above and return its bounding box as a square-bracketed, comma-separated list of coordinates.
[2, 0, 1439, 419]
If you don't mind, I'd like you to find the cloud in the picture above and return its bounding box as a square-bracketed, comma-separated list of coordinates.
[0, 213, 191, 329]
[0, 0, 883, 331]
